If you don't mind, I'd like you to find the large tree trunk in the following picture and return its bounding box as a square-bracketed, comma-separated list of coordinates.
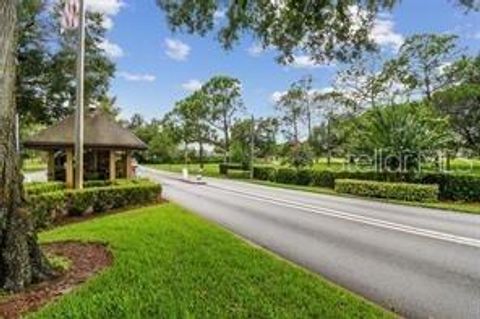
[0, 0, 53, 292]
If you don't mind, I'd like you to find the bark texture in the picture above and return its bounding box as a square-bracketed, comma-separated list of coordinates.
[0, 0, 53, 292]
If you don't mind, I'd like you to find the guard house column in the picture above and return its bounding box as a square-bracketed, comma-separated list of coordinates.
[65, 149, 74, 188]
[47, 151, 55, 181]
[109, 150, 116, 181]
[125, 151, 133, 179]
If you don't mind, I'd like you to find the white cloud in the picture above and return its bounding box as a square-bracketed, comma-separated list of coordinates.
[270, 91, 287, 103]
[270, 87, 333, 103]
[371, 14, 404, 51]
[86, 0, 124, 16]
[247, 43, 265, 57]
[181, 79, 203, 92]
[288, 55, 336, 69]
[214, 9, 226, 21]
[118, 72, 156, 82]
[102, 16, 114, 30]
[164, 38, 191, 61]
[99, 39, 124, 58]
[474, 32, 480, 40]
[85, 0, 124, 29]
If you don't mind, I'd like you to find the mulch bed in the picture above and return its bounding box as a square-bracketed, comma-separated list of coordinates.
[0, 242, 113, 319]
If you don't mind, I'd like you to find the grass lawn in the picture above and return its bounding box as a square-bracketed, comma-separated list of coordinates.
[33, 204, 392, 319]
[147, 163, 222, 177]
[22, 158, 47, 173]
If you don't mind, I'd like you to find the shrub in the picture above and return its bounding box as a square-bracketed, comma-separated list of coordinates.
[27, 191, 66, 229]
[335, 179, 439, 203]
[219, 163, 247, 175]
[25, 180, 162, 229]
[297, 169, 313, 186]
[311, 170, 336, 188]
[418, 173, 480, 202]
[253, 166, 276, 182]
[25, 182, 65, 196]
[276, 168, 298, 185]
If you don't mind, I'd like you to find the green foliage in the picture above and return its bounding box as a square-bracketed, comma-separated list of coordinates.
[36, 204, 392, 318]
[201, 75, 244, 161]
[219, 163, 247, 175]
[25, 182, 65, 195]
[394, 33, 459, 100]
[286, 143, 314, 169]
[253, 166, 276, 182]
[47, 255, 72, 272]
[352, 103, 452, 171]
[433, 83, 480, 155]
[419, 173, 480, 202]
[27, 191, 66, 229]
[17, 1, 116, 128]
[276, 168, 298, 185]
[335, 179, 439, 202]
[25, 181, 162, 229]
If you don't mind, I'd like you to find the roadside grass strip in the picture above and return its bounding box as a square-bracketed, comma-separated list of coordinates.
[34, 204, 392, 318]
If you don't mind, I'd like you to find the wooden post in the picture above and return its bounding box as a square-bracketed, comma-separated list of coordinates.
[125, 151, 133, 179]
[109, 150, 116, 181]
[65, 149, 74, 188]
[47, 151, 55, 181]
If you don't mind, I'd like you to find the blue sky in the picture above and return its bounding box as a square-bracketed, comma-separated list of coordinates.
[88, 0, 480, 121]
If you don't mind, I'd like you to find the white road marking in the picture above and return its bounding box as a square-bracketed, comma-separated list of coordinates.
[207, 183, 480, 249]
[141, 167, 480, 249]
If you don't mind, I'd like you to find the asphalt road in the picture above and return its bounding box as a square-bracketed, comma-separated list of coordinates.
[141, 167, 480, 319]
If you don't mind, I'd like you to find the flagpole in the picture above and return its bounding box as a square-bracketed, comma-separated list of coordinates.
[74, 0, 85, 189]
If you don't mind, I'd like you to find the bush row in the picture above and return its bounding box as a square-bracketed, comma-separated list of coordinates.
[25, 181, 65, 195]
[252, 166, 480, 202]
[27, 180, 162, 230]
[335, 179, 439, 203]
[219, 163, 249, 175]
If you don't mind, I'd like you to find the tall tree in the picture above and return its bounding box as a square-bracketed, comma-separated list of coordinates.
[313, 92, 348, 165]
[292, 75, 314, 141]
[276, 86, 305, 144]
[433, 55, 480, 155]
[16, 0, 50, 126]
[334, 52, 387, 111]
[46, 7, 115, 122]
[202, 76, 244, 163]
[1, 0, 54, 292]
[156, 0, 477, 65]
[395, 34, 459, 101]
[168, 92, 213, 168]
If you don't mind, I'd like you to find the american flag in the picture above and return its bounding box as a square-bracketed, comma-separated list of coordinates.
[61, 0, 80, 30]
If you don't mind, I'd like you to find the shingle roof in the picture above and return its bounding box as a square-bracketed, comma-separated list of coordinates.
[24, 111, 147, 150]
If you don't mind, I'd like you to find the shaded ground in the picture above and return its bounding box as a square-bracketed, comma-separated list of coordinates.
[0, 242, 112, 319]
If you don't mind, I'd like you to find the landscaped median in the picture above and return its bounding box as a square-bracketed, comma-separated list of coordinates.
[335, 179, 439, 202]
[25, 179, 162, 229]
[29, 204, 393, 318]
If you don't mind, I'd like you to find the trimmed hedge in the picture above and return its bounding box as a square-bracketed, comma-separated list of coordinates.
[25, 182, 65, 195]
[253, 166, 276, 182]
[335, 179, 439, 203]
[219, 163, 248, 175]
[251, 166, 480, 202]
[26, 180, 162, 229]
[276, 168, 298, 185]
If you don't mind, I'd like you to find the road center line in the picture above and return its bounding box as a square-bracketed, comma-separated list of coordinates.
[204, 183, 480, 249]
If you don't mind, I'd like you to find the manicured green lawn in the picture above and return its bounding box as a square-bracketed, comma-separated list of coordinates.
[148, 163, 222, 177]
[34, 204, 392, 318]
[22, 158, 47, 172]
